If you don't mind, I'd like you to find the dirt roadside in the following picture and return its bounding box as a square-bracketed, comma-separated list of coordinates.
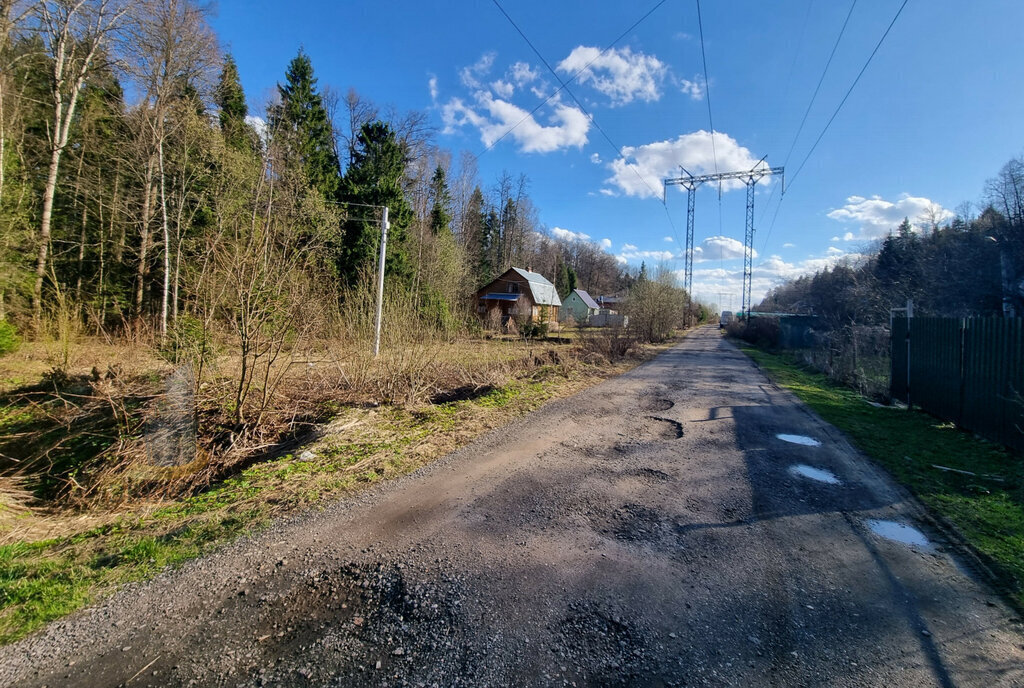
[2, 325, 1022, 687]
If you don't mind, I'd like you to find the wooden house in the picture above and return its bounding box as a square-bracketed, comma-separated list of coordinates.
[475, 267, 561, 328]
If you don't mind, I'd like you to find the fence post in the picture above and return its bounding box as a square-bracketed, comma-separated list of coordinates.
[905, 299, 913, 410]
[957, 318, 967, 426]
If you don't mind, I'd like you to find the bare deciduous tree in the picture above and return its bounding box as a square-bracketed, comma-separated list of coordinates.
[30, 0, 127, 329]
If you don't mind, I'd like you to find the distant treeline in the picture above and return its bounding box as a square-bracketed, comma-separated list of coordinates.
[759, 157, 1024, 328]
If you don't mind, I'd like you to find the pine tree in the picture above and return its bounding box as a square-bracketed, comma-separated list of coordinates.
[216, 54, 252, 152]
[338, 121, 412, 287]
[269, 49, 340, 200]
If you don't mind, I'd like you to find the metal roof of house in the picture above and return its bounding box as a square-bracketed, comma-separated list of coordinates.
[509, 267, 562, 307]
[572, 289, 600, 310]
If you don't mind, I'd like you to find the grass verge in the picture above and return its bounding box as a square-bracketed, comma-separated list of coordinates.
[0, 334, 680, 644]
[737, 343, 1024, 610]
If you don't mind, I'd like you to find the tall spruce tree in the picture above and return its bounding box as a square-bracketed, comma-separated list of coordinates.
[338, 121, 412, 287]
[216, 54, 251, 152]
[555, 259, 571, 298]
[428, 166, 452, 236]
[269, 49, 340, 200]
[480, 206, 499, 284]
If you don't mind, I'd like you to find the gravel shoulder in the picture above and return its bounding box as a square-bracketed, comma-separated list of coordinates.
[2, 325, 1022, 687]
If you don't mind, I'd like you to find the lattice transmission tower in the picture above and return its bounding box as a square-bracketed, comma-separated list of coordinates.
[664, 163, 783, 317]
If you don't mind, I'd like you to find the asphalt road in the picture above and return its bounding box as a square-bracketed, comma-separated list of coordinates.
[3, 326, 1023, 687]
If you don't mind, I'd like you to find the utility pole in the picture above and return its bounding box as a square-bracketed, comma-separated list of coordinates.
[664, 162, 783, 320]
[373, 206, 389, 358]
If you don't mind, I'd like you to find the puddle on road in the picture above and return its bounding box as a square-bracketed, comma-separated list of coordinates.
[866, 519, 932, 549]
[789, 464, 841, 485]
[776, 434, 821, 447]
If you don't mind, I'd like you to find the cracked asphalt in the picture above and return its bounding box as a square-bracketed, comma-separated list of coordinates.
[2, 325, 1022, 687]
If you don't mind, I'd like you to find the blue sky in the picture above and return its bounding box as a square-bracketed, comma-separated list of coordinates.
[212, 1, 1024, 310]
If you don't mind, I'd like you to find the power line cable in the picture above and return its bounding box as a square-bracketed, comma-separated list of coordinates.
[695, 0, 724, 237]
[782, 0, 858, 169]
[491, 0, 665, 202]
[779, 0, 815, 106]
[695, 0, 718, 182]
[757, 0, 852, 236]
[787, 0, 909, 190]
[761, 0, 909, 252]
[475, 0, 669, 160]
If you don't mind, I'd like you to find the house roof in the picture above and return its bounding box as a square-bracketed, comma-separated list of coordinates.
[509, 267, 562, 307]
[572, 289, 600, 310]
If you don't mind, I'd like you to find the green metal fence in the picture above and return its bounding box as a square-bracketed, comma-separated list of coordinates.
[891, 317, 1024, 452]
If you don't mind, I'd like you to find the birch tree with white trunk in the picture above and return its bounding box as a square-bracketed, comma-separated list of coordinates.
[31, 0, 127, 329]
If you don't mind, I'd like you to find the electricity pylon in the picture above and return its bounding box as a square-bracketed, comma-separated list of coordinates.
[664, 162, 783, 319]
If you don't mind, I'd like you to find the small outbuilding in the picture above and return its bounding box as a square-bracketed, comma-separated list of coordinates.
[561, 288, 600, 323]
[476, 267, 561, 328]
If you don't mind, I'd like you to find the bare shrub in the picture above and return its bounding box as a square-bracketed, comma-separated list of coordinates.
[623, 266, 686, 343]
[727, 317, 781, 348]
[576, 326, 637, 362]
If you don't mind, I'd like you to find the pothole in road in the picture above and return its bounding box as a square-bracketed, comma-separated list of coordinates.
[553, 602, 648, 684]
[241, 560, 471, 686]
[866, 519, 931, 549]
[639, 397, 674, 412]
[789, 464, 841, 485]
[647, 416, 684, 439]
[776, 433, 821, 446]
[607, 503, 666, 543]
[630, 467, 673, 483]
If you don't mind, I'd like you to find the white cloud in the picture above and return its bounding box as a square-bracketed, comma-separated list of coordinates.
[551, 226, 591, 242]
[678, 77, 704, 100]
[599, 188, 617, 197]
[606, 131, 774, 199]
[510, 61, 539, 86]
[600, 238, 612, 249]
[428, 75, 438, 102]
[530, 84, 550, 99]
[460, 52, 495, 89]
[622, 243, 638, 251]
[441, 92, 589, 153]
[245, 115, 268, 145]
[690, 250, 867, 306]
[827, 246, 844, 255]
[491, 79, 514, 99]
[694, 235, 751, 262]
[663, 236, 673, 243]
[782, 242, 796, 248]
[442, 54, 591, 154]
[826, 193, 953, 239]
[619, 248, 676, 262]
[557, 46, 666, 106]
[589, 152, 602, 164]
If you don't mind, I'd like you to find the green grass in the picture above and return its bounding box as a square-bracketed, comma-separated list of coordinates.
[738, 344, 1024, 609]
[0, 507, 266, 643]
[0, 368, 603, 644]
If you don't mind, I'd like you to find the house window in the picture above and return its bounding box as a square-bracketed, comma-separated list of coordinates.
[507, 282, 519, 294]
